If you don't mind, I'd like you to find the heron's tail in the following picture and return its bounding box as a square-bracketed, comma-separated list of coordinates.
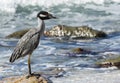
[9, 53, 17, 63]
[9, 49, 21, 63]
[9, 54, 16, 63]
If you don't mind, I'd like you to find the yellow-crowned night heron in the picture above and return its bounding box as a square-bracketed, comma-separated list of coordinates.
[9, 11, 56, 77]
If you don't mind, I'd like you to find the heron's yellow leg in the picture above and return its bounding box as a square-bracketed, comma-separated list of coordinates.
[28, 54, 32, 75]
[27, 54, 41, 79]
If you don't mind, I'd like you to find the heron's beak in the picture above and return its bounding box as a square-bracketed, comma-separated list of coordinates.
[49, 14, 57, 19]
[52, 16, 57, 19]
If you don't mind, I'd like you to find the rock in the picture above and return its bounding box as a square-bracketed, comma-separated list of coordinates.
[5, 29, 30, 38]
[6, 25, 107, 39]
[0, 75, 52, 83]
[65, 47, 97, 57]
[44, 25, 107, 39]
[71, 48, 86, 54]
[96, 57, 120, 68]
[0, 67, 65, 83]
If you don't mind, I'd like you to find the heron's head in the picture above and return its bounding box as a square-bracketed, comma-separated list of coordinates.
[37, 11, 56, 20]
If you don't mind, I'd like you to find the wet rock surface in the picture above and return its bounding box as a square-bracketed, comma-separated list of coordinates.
[96, 56, 120, 68]
[66, 47, 98, 57]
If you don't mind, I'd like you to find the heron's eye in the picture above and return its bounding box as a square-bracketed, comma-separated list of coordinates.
[39, 14, 47, 17]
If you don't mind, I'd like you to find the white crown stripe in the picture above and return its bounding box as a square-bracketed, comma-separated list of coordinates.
[40, 14, 46, 17]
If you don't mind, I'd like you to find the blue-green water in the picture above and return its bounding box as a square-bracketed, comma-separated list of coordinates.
[0, 0, 120, 83]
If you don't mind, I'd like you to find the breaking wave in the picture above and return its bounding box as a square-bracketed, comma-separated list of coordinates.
[0, 0, 120, 13]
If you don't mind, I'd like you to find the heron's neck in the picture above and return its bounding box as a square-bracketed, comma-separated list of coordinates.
[37, 18, 45, 32]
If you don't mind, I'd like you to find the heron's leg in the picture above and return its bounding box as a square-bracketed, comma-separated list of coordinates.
[28, 54, 32, 75]
[26, 54, 41, 79]
[26, 54, 32, 79]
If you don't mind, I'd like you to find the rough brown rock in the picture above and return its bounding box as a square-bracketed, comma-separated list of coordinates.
[66, 47, 97, 57]
[96, 56, 120, 68]
[71, 48, 85, 54]
[0, 75, 52, 83]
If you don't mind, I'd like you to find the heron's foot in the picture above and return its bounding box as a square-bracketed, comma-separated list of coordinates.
[26, 73, 41, 79]
[26, 74, 33, 79]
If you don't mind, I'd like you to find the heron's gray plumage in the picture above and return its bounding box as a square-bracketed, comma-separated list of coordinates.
[10, 19, 45, 62]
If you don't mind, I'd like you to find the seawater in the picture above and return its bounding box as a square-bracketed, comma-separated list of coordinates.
[0, 0, 120, 83]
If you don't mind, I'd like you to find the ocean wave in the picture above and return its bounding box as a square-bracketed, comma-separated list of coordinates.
[0, 0, 120, 13]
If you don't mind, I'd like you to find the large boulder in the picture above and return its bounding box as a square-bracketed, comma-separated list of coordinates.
[44, 25, 107, 39]
[5, 25, 107, 39]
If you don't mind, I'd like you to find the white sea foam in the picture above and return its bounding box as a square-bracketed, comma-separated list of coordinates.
[0, 0, 120, 12]
[52, 68, 120, 83]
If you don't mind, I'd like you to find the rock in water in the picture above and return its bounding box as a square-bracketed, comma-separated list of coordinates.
[5, 29, 30, 39]
[5, 25, 107, 39]
[44, 25, 107, 39]
[65, 47, 98, 57]
[0, 75, 52, 83]
[96, 56, 120, 68]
